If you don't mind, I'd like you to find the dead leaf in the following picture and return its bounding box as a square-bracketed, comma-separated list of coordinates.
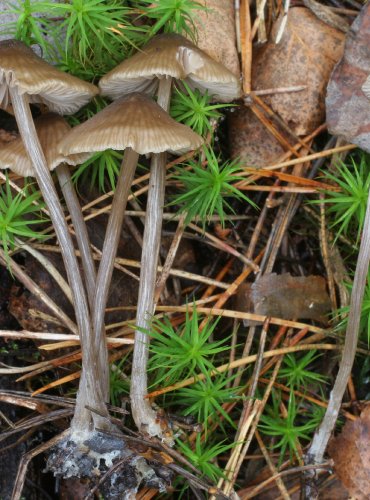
[228, 106, 285, 167]
[236, 273, 331, 324]
[228, 7, 344, 167]
[328, 404, 370, 500]
[189, 0, 240, 76]
[326, 3, 370, 152]
[253, 7, 345, 135]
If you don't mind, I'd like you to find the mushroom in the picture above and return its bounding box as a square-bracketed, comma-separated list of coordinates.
[0, 39, 109, 437]
[98, 33, 240, 437]
[59, 92, 203, 422]
[0, 112, 96, 304]
[99, 33, 242, 103]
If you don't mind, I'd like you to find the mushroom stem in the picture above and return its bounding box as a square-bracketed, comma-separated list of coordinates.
[9, 88, 109, 431]
[55, 163, 96, 307]
[92, 147, 139, 400]
[130, 77, 173, 437]
[156, 76, 173, 111]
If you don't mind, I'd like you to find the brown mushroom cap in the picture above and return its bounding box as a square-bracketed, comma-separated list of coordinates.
[0, 39, 98, 114]
[0, 113, 91, 176]
[59, 92, 203, 157]
[99, 34, 241, 102]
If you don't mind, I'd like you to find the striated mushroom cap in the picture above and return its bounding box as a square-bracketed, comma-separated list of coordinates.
[99, 34, 241, 102]
[59, 92, 203, 157]
[0, 113, 91, 176]
[0, 39, 98, 114]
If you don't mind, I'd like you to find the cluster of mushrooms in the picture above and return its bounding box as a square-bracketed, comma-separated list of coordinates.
[0, 35, 241, 487]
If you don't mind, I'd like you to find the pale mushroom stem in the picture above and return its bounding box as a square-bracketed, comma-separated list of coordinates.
[56, 163, 96, 307]
[92, 147, 139, 399]
[9, 88, 109, 432]
[130, 77, 173, 437]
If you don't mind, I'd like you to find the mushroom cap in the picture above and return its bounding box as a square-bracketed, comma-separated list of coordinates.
[99, 34, 242, 102]
[59, 92, 204, 157]
[0, 39, 98, 115]
[0, 113, 91, 176]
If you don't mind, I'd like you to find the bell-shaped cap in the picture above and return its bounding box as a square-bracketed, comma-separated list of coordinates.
[59, 92, 204, 157]
[0, 113, 91, 176]
[99, 34, 241, 103]
[0, 39, 98, 114]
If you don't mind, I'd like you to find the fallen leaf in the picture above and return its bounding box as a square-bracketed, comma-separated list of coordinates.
[326, 3, 370, 152]
[236, 273, 331, 324]
[228, 105, 285, 167]
[189, 0, 240, 76]
[328, 404, 370, 500]
[253, 7, 345, 135]
[228, 7, 345, 167]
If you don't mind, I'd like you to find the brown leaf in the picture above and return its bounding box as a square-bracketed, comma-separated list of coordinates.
[328, 405, 370, 500]
[228, 105, 285, 167]
[189, 0, 240, 76]
[236, 273, 331, 324]
[228, 7, 344, 167]
[253, 7, 345, 135]
[326, 3, 370, 152]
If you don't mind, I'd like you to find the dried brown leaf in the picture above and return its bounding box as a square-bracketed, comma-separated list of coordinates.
[253, 7, 345, 135]
[328, 405, 370, 500]
[228, 106, 285, 167]
[228, 7, 344, 167]
[190, 0, 240, 76]
[236, 273, 331, 324]
[326, 3, 370, 152]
